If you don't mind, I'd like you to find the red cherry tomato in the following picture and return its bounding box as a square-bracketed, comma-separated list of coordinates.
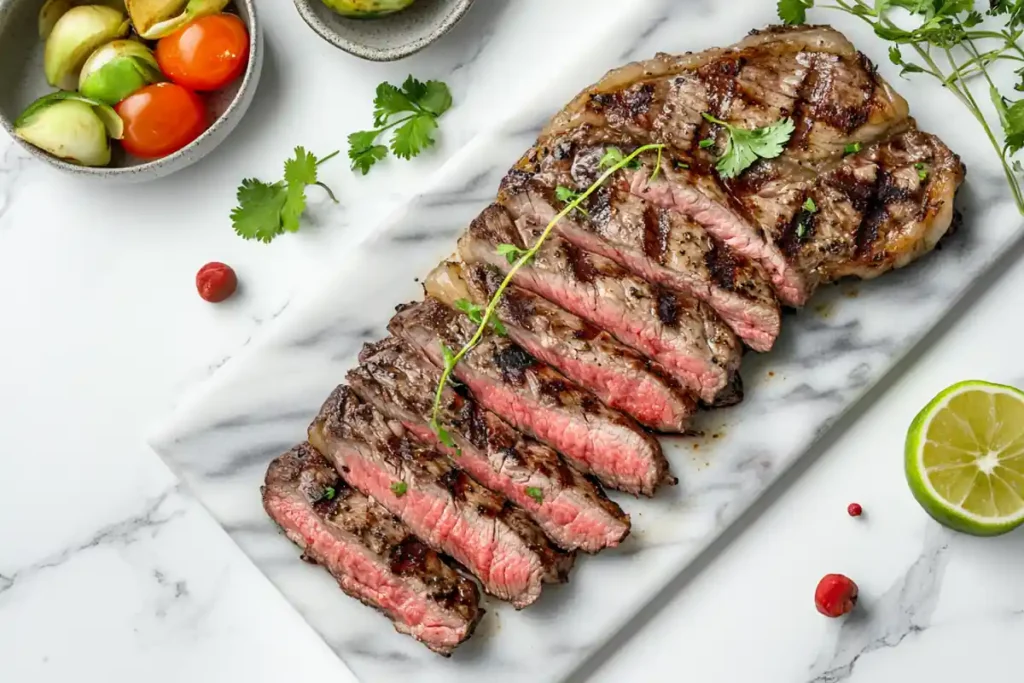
[115, 83, 207, 159]
[156, 14, 250, 92]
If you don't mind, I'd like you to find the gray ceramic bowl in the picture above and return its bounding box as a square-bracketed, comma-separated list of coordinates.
[294, 0, 473, 61]
[0, 0, 263, 182]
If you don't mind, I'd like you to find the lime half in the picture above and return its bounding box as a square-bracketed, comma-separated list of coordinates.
[906, 380, 1024, 536]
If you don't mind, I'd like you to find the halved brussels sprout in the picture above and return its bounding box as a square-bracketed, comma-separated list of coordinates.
[125, 0, 230, 40]
[14, 92, 124, 167]
[320, 0, 417, 18]
[79, 40, 163, 105]
[44, 5, 129, 90]
[38, 0, 126, 39]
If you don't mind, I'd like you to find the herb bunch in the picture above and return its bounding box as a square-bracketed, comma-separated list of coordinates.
[231, 147, 339, 243]
[429, 144, 667, 442]
[778, 0, 1024, 213]
[348, 76, 453, 175]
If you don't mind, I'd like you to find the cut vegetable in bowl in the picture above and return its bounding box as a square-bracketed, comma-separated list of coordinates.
[79, 40, 164, 105]
[14, 92, 124, 167]
[126, 0, 230, 40]
[44, 5, 130, 89]
[38, 0, 127, 39]
[115, 82, 207, 159]
[320, 0, 417, 18]
[156, 13, 248, 91]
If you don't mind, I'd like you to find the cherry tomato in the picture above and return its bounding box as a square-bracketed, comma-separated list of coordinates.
[156, 14, 250, 92]
[115, 83, 207, 159]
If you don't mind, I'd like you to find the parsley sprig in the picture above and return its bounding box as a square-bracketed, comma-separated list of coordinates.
[429, 144, 666, 441]
[701, 113, 796, 179]
[779, 0, 1024, 214]
[231, 147, 339, 243]
[348, 76, 453, 175]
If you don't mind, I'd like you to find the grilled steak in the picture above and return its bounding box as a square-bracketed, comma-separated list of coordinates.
[425, 261, 696, 431]
[389, 297, 672, 496]
[349, 336, 631, 552]
[309, 386, 574, 609]
[500, 134, 781, 351]
[458, 203, 741, 404]
[529, 25, 960, 304]
[262, 443, 482, 654]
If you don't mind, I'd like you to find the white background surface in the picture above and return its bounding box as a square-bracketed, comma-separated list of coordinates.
[2, 1, 1023, 681]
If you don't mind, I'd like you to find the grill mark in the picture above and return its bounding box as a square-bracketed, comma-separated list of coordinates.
[563, 241, 599, 284]
[705, 239, 739, 290]
[854, 170, 911, 258]
[642, 206, 669, 263]
[493, 344, 535, 385]
[589, 83, 656, 127]
[656, 289, 680, 326]
[698, 57, 744, 117]
[791, 53, 831, 147]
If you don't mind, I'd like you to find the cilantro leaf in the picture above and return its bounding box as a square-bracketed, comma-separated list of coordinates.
[231, 148, 339, 243]
[844, 142, 862, 155]
[454, 298, 508, 336]
[418, 80, 453, 117]
[231, 179, 288, 243]
[599, 146, 625, 169]
[496, 243, 531, 265]
[323, 486, 336, 500]
[373, 82, 416, 127]
[390, 481, 408, 497]
[803, 197, 818, 213]
[778, 0, 813, 24]
[914, 162, 930, 181]
[702, 113, 795, 179]
[401, 75, 427, 103]
[525, 487, 544, 504]
[348, 130, 388, 175]
[392, 114, 438, 160]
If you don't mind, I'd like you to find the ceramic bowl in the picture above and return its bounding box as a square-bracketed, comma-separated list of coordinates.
[294, 0, 473, 62]
[0, 0, 263, 182]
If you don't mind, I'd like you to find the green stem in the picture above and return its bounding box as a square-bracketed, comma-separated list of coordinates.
[430, 144, 667, 431]
[316, 150, 340, 166]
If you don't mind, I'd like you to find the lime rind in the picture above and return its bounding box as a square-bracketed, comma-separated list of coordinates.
[906, 380, 1024, 537]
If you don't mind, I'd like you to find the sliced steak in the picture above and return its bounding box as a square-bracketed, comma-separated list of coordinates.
[308, 387, 574, 609]
[500, 135, 781, 351]
[425, 260, 696, 431]
[543, 25, 910, 164]
[349, 336, 631, 553]
[389, 297, 672, 496]
[458, 203, 741, 404]
[262, 443, 482, 655]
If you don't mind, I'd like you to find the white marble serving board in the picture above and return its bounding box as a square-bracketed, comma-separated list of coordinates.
[151, 2, 1024, 681]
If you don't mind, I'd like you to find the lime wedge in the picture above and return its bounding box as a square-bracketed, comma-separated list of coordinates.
[906, 380, 1024, 536]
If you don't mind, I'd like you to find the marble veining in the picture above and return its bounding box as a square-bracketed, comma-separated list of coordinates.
[149, 1, 1024, 682]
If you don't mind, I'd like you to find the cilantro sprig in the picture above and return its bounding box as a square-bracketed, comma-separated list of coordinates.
[779, 0, 1024, 214]
[231, 147, 339, 243]
[701, 113, 796, 179]
[496, 243, 532, 265]
[348, 76, 453, 175]
[454, 298, 507, 336]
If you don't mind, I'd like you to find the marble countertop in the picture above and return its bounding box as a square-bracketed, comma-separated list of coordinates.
[2, 1, 1023, 681]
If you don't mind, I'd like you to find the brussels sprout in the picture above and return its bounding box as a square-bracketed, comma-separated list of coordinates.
[125, 0, 230, 40]
[320, 0, 417, 18]
[44, 5, 129, 90]
[14, 92, 124, 167]
[38, 0, 126, 39]
[79, 40, 163, 105]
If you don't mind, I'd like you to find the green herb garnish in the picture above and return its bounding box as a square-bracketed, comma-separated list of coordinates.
[555, 185, 589, 216]
[525, 487, 544, 504]
[231, 147, 339, 243]
[323, 486, 336, 500]
[454, 298, 507, 336]
[496, 243, 531, 265]
[699, 138, 716, 149]
[844, 142, 862, 155]
[390, 481, 408, 497]
[915, 162, 930, 181]
[599, 146, 642, 170]
[803, 197, 818, 213]
[348, 76, 452, 175]
[701, 112, 796, 179]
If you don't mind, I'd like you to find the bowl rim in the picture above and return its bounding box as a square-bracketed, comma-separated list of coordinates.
[0, 0, 261, 177]
[292, 0, 474, 62]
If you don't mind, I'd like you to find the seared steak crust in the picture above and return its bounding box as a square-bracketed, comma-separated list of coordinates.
[425, 260, 696, 431]
[458, 203, 741, 404]
[349, 336, 631, 553]
[262, 443, 482, 655]
[389, 297, 672, 496]
[309, 387, 574, 609]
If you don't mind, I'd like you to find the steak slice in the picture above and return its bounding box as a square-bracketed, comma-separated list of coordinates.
[349, 336, 631, 553]
[458, 203, 742, 404]
[543, 25, 910, 165]
[500, 135, 781, 351]
[389, 297, 672, 496]
[425, 260, 696, 431]
[309, 387, 574, 609]
[262, 443, 482, 655]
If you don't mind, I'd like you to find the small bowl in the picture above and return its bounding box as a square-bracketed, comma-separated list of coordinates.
[0, 0, 263, 182]
[294, 0, 473, 62]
